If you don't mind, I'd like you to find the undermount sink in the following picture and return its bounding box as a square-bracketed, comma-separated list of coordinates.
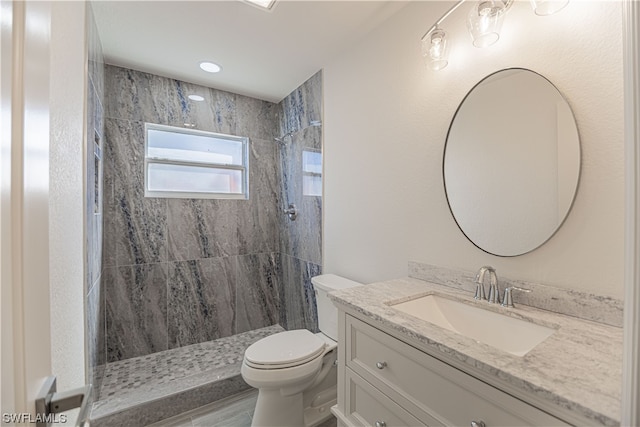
[389, 294, 556, 356]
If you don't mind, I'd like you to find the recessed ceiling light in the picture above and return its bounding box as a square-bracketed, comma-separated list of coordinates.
[188, 95, 205, 102]
[199, 61, 221, 73]
[243, 0, 277, 10]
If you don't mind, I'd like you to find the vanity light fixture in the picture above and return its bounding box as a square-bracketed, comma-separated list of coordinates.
[422, 27, 450, 70]
[188, 95, 205, 102]
[242, 0, 277, 11]
[467, 0, 510, 48]
[421, 0, 569, 71]
[199, 61, 222, 73]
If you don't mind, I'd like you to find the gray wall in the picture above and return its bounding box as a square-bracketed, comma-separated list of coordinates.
[277, 72, 323, 332]
[100, 65, 323, 363]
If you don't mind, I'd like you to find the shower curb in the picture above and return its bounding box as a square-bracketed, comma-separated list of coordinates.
[89, 374, 250, 427]
[89, 325, 284, 427]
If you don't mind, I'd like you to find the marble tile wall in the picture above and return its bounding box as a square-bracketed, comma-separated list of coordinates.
[278, 71, 323, 139]
[100, 65, 324, 363]
[86, 3, 106, 402]
[277, 71, 323, 332]
[102, 65, 285, 362]
[279, 255, 321, 331]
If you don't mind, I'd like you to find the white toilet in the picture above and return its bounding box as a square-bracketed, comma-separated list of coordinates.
[241, 274, 362, 427]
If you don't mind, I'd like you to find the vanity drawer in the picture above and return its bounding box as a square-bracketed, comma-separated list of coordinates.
[346, 315, 569, 427]
[343, 368, 428, 427]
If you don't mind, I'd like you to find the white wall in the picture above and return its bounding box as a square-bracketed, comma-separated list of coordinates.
[1, 0, 56, 413]
[1, 1, 86, 414]
[324, 1, 624, 298]
[1, 0, 17, 414]
[49, 1, 86, 393]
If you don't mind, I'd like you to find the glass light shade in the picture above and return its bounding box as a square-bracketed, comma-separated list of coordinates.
[244, 0, 276, 10]
[530, 0, 569, 16]
[424, 29, 449, 71]
[467, 1, 506, 48]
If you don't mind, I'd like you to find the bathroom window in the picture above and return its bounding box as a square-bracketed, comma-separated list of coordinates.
[145, 123, 249, 199]
[302, 149, 322, 196]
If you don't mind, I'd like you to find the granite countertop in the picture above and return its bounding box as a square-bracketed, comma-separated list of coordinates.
[329, 277, 623, 426]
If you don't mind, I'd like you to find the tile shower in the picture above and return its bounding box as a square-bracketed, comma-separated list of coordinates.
[85, 6, 324, 416]
[101, 64, 322, 362]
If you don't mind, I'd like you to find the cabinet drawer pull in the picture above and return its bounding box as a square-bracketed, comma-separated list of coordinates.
[471, 421, 486, 427]
[376, 361, 387, 369]
[375, 421, 387, 427]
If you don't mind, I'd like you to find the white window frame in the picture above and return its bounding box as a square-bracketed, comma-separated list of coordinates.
[144, 123, 249, 199]
[302, 148, 322, 197]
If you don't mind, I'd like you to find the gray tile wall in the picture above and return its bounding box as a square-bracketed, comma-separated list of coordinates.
[98, 64, 323, 364]
[277, 71, 323, 332]
[102, 65, 285, 362]
[86, 2, 106, 402]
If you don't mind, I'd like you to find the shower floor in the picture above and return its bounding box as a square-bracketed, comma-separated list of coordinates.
[90, 325, 284, 427]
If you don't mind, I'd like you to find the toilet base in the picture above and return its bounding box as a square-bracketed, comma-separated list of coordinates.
[252, 388, 304, 427]
[251, 388, 336, 427]
[250, 361, 338, 427]
[303, 394, 336, 427]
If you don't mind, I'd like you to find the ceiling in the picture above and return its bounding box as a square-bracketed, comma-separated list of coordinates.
[91, 1, 412, 103]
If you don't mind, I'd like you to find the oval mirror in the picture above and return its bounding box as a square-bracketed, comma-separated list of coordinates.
[443, 68, 580, 256]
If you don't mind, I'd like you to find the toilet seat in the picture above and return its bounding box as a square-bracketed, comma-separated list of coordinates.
[244, 330, 326, 369]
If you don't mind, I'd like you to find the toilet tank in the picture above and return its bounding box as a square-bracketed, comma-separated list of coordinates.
[312, 274, 362, 341]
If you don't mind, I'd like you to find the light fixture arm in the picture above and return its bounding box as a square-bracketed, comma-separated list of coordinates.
[421, 0, 564, 71]
[421, 0, 467, 42]
[420, 0, 514, 42]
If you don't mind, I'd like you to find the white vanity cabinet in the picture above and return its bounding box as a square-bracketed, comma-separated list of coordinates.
[333, 313, 571, 427]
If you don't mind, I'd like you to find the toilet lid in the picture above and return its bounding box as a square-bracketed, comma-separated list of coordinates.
[244, 330, 325, 368]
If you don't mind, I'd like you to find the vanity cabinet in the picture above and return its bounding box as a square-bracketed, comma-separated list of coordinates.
[333, 314, 571, 427]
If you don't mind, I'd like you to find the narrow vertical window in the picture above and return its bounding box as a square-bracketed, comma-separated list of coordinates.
[145, 124, 249, 199]
[302, 149, 322, 196]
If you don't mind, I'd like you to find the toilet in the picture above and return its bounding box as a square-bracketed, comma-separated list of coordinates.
[241, 274, 362, 427]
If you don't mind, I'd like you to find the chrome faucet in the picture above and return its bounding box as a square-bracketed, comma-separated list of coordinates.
[474, 267, 488, 300]
[474, 266, 499, 303]
[486, 269, 500, 304]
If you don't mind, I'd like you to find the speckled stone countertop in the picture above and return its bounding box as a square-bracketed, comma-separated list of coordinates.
[329, 277, 622, 426]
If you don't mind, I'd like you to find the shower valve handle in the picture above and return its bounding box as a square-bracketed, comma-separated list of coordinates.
[284, 203, 298, 221]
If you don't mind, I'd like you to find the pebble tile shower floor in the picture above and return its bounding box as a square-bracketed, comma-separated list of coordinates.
[90, 325, 284, 427]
